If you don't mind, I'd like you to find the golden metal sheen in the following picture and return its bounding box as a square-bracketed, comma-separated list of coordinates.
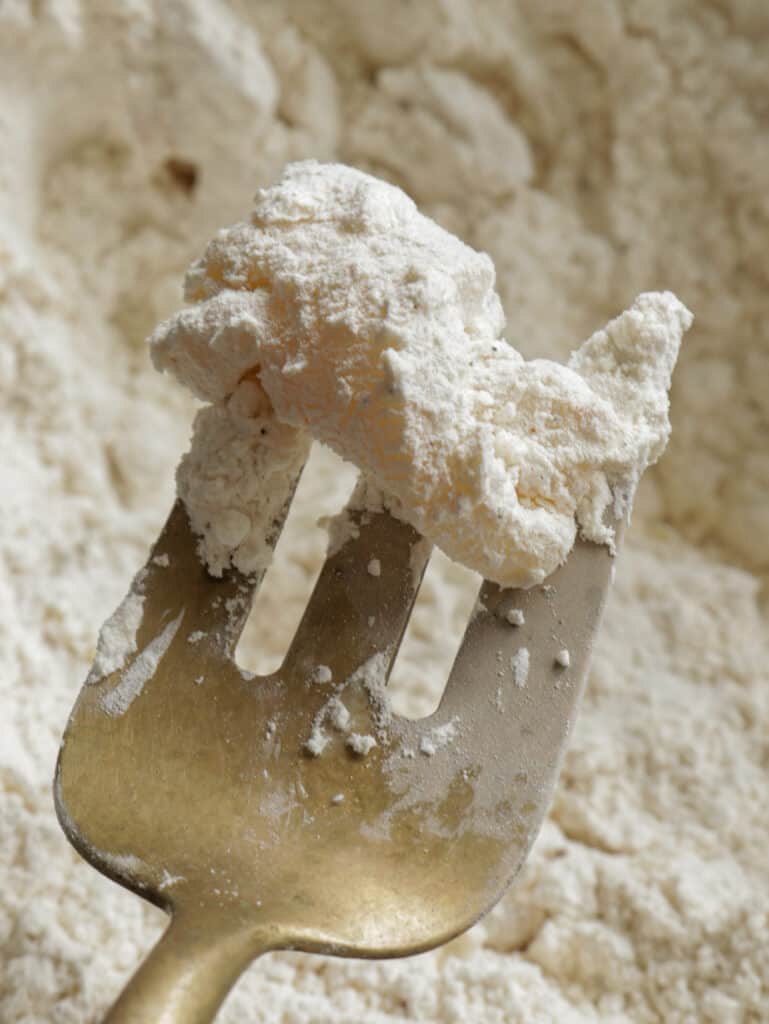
[55, 497, 620, 1023]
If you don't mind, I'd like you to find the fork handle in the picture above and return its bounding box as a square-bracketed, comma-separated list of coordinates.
[103, 913, 268, 1024]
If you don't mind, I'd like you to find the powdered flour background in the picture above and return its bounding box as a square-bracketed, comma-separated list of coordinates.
[1, 3, 767, 1021]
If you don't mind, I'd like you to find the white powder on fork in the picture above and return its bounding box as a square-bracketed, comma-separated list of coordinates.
[510, 648, 530, 689]
[86, 589, 146, 685]
[152, 162, 691, 587]
[2, 3, 769, 1024]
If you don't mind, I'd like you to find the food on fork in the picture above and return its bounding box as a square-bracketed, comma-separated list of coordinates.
[151, 161, 692, 586]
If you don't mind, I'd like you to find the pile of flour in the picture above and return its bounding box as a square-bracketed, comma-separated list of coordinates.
[1, 2, 768, 1022]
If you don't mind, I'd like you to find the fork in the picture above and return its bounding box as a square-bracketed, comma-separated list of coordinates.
[55, 482, 620, 1024]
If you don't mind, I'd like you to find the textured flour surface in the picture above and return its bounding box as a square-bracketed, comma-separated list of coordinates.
[2, 2, 769, 1022]
[150, 159, 691, 587]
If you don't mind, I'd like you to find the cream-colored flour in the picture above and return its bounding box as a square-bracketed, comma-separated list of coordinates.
[151, 161, 691, 587]
[86, 588, 145, 685]
[2, 3, 769, 1023]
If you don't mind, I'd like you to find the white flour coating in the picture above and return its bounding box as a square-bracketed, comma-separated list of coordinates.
[418, 719, 459, 758]
[86, 588, 145, 684]
[99, 611, 184, 718]
[2, 3, 769, 1023]
[174, 377, 310, 576]
[327, 697, 350, 733]
[152, 162, 691, 587]
[510, 648, 530, 689]
[304, 693, 351, 757]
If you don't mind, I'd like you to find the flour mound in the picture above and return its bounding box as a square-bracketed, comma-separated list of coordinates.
[4, 4, 768, 1022]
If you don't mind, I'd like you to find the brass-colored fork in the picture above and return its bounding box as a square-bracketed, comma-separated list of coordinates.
[55, 487, 620, 1024]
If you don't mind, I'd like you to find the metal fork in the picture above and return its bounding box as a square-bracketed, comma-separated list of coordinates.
[55, 486, 620, 1024]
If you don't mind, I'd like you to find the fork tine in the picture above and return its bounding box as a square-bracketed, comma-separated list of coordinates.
[137, 480, 301, 662]
[381, 531, 623, 863]
[435, 528, 621, 759]
[283, 508, 431, 682]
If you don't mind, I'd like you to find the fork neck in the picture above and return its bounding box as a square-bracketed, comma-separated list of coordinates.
[103, 910, 274, 1024]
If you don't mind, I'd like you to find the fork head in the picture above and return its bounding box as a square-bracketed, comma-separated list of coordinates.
[55, 491, 618, 960]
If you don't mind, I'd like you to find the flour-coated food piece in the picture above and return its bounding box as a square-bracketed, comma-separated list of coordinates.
[152, 162, 691, 585]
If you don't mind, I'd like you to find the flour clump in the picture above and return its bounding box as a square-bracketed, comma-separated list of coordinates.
[151, 161, 691, 586]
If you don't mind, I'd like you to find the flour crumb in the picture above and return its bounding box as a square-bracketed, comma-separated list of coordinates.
[505, 607, 525, 627]
[304, 726, 328, 758]
[367, 557, 381, 577]
[347, 733, 377, 756]
[555, 648, 571, 668]
[419, 718, 459, 756]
